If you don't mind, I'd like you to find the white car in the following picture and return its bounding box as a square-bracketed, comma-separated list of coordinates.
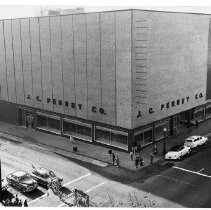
[184, 136, 208, 149]
[165, 145, 191, 160]
[1, 178, 9, 192]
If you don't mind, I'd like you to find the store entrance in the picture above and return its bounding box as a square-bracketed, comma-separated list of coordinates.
[18, 108, 35, 129]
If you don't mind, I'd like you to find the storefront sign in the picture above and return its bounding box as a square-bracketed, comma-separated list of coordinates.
[136, 92, 204, 118]
[71, 103, 82, 110]
[92, 106, 106, 115]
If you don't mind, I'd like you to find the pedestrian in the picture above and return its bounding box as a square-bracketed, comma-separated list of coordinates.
[150, 153, 154, 165]
[139, 156, 144, 167]
[116, 156, 120, 168]
[195, 120, 199, 128]
[112, 153, 115, 165]
[153, 144, 158, 156]
[26, 120, 29, 128]
[135, 156, 139, 168]
[24, 199, 28, 207]
[18, 200, 22, 207]
[129, 150, 133, 160]
[15, 194, 19, 204]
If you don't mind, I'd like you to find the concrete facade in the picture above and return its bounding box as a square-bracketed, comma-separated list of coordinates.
[0, 9, 211, 150]
[132, 10, 209, 128]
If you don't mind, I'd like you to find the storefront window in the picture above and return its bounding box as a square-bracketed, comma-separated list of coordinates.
[206, 105, 211, 119]
[194, 108, 205, 121]
[134, 127, 153, 146]
[154, 121, 169, 141]
[95, 126, 128, 150]
[62, 119, 92, 142]
[37, 115, 47, 128]
[36, 112, 61, 134]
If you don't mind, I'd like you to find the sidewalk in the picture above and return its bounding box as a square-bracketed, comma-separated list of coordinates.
[0, 119, 211, 171]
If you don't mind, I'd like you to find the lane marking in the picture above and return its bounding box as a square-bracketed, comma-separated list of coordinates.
[158, 174, 197, 187]
[63, 173, 91, 187]
[29, 173, 91, 205]
[173, 166, 211, 178]
[58, 181, 106, 207]
[85, 181, 106, 193]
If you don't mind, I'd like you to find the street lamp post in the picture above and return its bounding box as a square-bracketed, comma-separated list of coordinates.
[162, 128, 167, 155]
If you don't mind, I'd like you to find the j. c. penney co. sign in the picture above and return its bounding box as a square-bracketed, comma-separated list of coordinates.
[136, 92, 204, 118]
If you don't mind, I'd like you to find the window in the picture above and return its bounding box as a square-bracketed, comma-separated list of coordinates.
[62, 119, 92, 142]
[194, 108, 205, 121]
[206, 105, 211, 119]
[59, 100, 62, 106]
[154, 121, 169, 141]
[134, 127, 153, 146]
[53, 99, 57, 105]
[36, 112, 61, 134]
[65, 101, 69, 107]
[95, 126, 128, 150]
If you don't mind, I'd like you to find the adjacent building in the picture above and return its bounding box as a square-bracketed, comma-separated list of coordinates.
[0, 9, 211, 151]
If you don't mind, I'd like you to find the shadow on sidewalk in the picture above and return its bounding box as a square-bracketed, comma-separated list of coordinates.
[55, 152, 174, 185]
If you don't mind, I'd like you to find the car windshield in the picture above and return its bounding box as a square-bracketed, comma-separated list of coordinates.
[185, 139, 193, 143]
[170, 146, 183, 151]
[19, 174, 31, 181]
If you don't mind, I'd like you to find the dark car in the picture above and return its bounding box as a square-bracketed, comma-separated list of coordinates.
[6, 171, 37, 193]
[31, 167, 63, 188]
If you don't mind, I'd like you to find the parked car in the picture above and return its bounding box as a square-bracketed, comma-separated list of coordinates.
[1, 178, 9, 192]
[184, 136, 208, 149]
[6, 171, 37, 193]
[165, 145, 191, 160]
[31, 167, 63, 188]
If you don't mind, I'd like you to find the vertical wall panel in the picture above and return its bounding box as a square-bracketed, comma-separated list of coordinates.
[0, 22, 8, 101]
[12, 19, 24, 105]
[50, 16, 64, 114]
[4, 20, 16, 103]
[86, 13, 101, 122]
[39, 17, 53, 111]
[73, 14, 88, 118]
[116, 11, 132, 129]
[61, 15, 76, 116]
[30, 18, 43, 109]
[20, 19, 33, 107]
[100, 12, 116, 125]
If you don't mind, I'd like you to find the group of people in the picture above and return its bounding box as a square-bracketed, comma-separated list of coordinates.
[111, 152, 120, 167]
[2, 194, 28, 207]
[130, 144, 158, 168]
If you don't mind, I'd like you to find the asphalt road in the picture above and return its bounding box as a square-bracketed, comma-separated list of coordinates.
[0, 136, 211, 207]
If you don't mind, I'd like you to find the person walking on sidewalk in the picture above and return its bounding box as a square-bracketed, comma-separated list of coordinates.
[153, 144, 158, 156]
[150, 153, 154, 165]
[130, 150, 133, 160]
[135, 156, 139, 168]
[116, 156, 120, 168]
[112, 153, 116, 165]
[139, 156, 144, 167]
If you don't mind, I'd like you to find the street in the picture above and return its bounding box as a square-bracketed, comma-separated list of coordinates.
[1, 136, 211, 207]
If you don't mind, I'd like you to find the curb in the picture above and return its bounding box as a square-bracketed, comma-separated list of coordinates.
[0, 131, 23, 143]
